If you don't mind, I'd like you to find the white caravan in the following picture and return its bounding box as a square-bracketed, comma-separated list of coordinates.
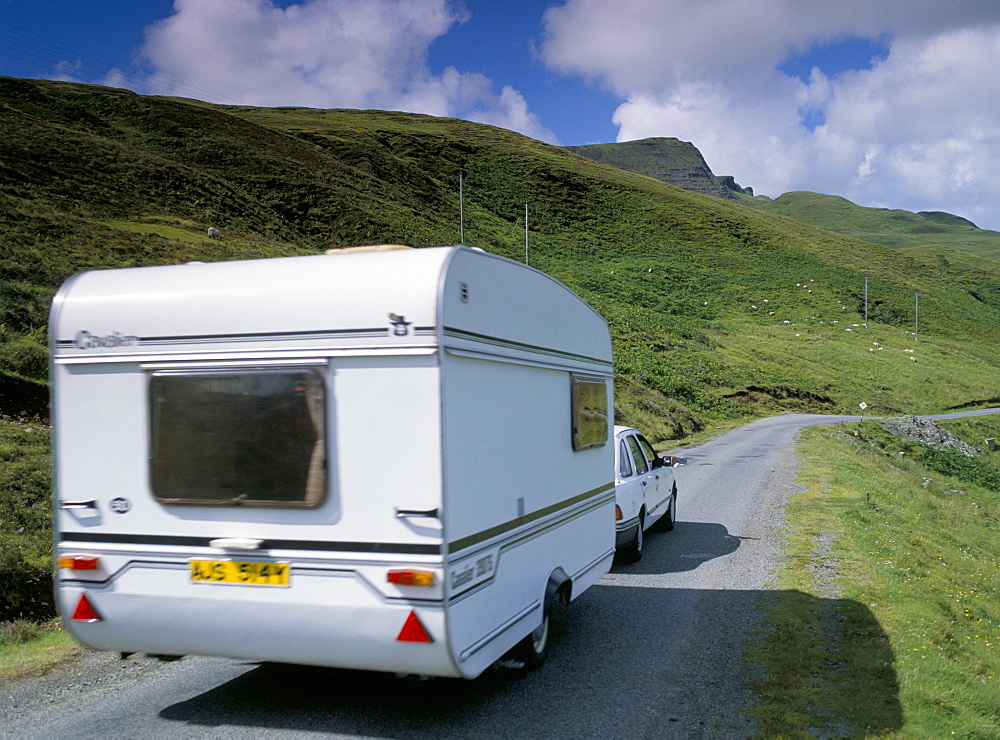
[51, 246, 615, 679]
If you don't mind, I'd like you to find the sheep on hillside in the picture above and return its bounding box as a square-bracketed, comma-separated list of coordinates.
[207, 227, 223, 239]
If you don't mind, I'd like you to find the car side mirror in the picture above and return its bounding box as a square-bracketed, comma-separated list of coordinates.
[665, 455, 686, 467]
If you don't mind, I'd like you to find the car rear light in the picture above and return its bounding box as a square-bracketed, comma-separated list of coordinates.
[58, 555, 100, 571]
[387, 569, 435, 587]
[615, 505, 623, 521]
[71, 593, 102, 622]
[396, 611, 433, 643]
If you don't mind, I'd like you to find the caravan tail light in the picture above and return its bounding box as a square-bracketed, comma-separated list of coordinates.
[396, 611, 433, 643]
[615, 505, 623, 521]
[387, 569, 435, 587]
[58, 555, 100, 571]
[71, 594, 103, 622]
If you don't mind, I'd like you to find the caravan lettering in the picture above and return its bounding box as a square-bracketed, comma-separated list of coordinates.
[74, 330, 139, 350]
[451, 564, 475, 589]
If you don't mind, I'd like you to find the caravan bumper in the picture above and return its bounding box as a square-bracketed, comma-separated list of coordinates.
[58, 556, 459, 678]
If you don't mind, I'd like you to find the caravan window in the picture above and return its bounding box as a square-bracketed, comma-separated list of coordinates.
[149, 368, 326, 508]
[570, 374, 609, 451]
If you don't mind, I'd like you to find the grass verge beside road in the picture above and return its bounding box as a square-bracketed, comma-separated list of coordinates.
[0, 620, 76, 680]
[750, 417, 999, 737]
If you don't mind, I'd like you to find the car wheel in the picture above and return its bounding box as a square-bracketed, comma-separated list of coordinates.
[657, 488, 677, 532]
[511, 610, 550, 671]
[623, 513, 644, 563]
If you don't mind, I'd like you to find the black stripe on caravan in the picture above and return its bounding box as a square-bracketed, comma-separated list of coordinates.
[448, 482, 615, 554]
[59, 532, 440, 555]
[443, 327, 612, 367]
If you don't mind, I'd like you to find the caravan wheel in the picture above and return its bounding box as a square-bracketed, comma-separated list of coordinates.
[511, 611, 550, 671]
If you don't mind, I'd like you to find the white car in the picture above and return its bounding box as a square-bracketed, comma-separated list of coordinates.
[613, 425, 683, 563]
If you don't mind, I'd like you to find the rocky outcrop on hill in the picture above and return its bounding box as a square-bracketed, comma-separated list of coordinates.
[715, 175, 752, 197]
[566, 137, 752, 201]
[881, 416, 980, 457]
[724, 385, 834, 405]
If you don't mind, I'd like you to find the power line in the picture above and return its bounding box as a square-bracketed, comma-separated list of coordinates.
[0, 20, 249, 106]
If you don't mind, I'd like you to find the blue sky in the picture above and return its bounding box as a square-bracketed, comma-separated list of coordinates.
[3, 0, 1000, 230]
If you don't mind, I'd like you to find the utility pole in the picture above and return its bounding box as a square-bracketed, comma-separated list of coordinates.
[524, 201, 529, 265]
[864, 276, 868, 328]
[914, 291, 919, 342]
[459, 171, 465, 245]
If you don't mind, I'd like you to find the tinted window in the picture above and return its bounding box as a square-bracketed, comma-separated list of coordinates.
[637, 435, 660, 469]
[150, 368, 326, 507]
[618, 439, 634, 478]
[626, 435, 648, 475]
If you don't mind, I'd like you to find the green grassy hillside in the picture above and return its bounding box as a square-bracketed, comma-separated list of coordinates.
[747, 191, 1000, 261]
[2, 76, 1000, 440]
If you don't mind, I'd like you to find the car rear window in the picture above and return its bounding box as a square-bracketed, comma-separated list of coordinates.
[618, 440, 634, 478]
[149, 367, 326, 507]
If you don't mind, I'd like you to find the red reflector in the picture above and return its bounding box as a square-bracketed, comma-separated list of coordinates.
[396, 611, 432, 643]
[71, 594, 102, 622]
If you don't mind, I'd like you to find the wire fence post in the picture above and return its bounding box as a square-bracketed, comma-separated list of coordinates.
[864, 276, 868, 328]
[524, 201, 529, 265]
[459, 170, 465, 245]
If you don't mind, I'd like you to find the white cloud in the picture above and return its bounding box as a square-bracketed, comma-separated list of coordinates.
[138, 0, 554, 142]
[541, 0, 1000, 229]
[52, 59, 85, 83]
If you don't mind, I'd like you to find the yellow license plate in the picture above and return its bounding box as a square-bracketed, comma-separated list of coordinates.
[190, 559, 290, 586]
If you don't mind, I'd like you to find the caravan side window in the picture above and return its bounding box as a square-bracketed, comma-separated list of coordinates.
[149, 367, 326, 508]
[570, 374, 609, 451]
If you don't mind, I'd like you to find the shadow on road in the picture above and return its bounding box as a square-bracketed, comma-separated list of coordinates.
[157, 586, 902, 737]
[612, 520, 750, 575]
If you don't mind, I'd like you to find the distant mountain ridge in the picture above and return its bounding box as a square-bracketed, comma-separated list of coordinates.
[568, 138, 1000, 261]
[566, 138, 753, 201]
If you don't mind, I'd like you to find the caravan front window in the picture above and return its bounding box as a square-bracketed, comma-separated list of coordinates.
[149, 368, 326, 507]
